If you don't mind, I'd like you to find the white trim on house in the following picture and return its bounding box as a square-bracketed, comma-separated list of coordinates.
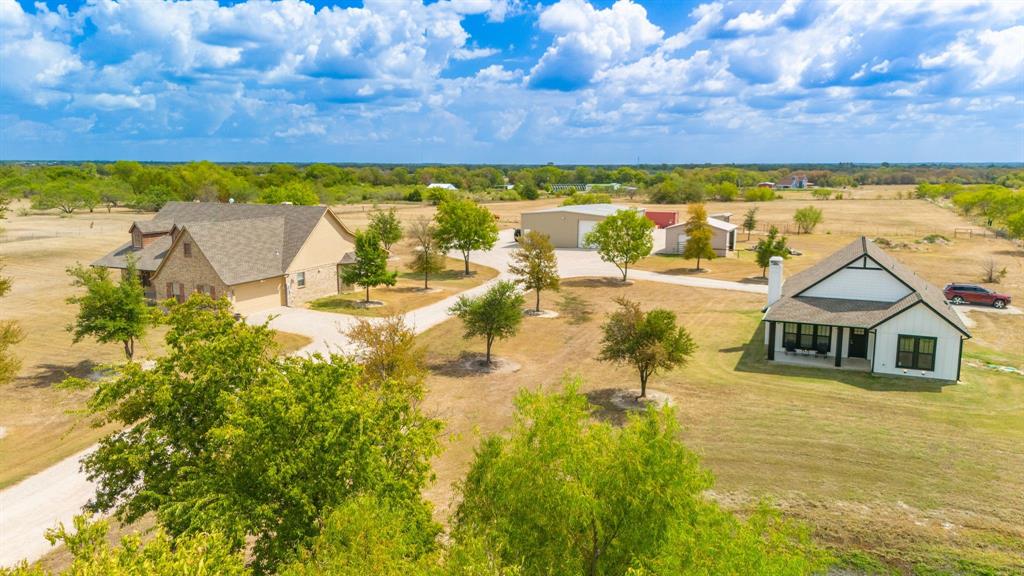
[762, 237, 969, 382]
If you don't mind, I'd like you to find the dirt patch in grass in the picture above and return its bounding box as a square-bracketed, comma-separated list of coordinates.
[417, 278, 1024, 573]
[430, 352, 521, 377]
[523, 308, 559, 318]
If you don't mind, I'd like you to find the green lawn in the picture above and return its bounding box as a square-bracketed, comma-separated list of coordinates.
[416, 280, 1024, 575]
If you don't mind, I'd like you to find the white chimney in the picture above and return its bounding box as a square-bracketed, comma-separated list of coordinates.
[767, 256, 784, 306]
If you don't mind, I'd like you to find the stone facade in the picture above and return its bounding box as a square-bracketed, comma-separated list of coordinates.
[285, 263, 347, 306]
[151, 230, 229, 301]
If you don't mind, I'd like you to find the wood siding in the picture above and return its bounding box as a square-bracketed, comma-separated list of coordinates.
[801, 261, 912, 302]
[872, 304, 962, 381]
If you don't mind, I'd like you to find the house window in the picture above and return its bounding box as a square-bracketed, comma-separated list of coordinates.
[783, 323, 799, 348]
[296, 272, 306, 288]
[782, 322, 831, 352]
[183, 242, 192, 258]
[132, 229, 143, 249]
[896, 335, 936, 371]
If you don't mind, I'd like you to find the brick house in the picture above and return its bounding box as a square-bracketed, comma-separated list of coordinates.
[95, 202, 357, 315]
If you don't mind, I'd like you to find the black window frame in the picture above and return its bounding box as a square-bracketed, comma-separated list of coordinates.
[896, 335, 937, 371]
[782, 322, 831, 352]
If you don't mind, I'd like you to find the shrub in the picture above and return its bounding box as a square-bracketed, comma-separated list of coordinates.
[793, 206, 823, 234]
[562, 192, 611, 206]
[743, 188, 775, 202]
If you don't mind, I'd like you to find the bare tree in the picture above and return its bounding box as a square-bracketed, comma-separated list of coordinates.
[981, 258, 1007, 284]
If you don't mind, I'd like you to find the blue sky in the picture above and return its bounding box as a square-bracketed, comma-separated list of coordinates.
[1, 0, 1022, 163]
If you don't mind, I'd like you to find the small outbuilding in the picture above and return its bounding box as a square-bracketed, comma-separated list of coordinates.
[520, 204, 645, 249]
[644, 210, 678, 229]
[664, 216, 738, 257]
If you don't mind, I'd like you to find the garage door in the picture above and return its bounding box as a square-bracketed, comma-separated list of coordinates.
[577, 219, 599, 248]
[232, 277, 285, 315]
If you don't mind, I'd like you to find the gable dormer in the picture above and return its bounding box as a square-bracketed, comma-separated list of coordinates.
[798, 254, 913, 302]
[130, 220, 175, 249]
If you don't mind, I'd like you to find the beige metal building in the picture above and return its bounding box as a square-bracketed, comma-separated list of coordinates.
[664, 216, 738, 257]
[520, 204, 645, 248]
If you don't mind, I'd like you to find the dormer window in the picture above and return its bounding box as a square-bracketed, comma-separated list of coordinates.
[132, 229, 142, 249]
[183, 241, 193, 258]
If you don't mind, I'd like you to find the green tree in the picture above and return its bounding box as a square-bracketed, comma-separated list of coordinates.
[258, 182, 319, 205]
[129, 184, 175, 212]
[562, 192, 612, 206]
[449, 280, 524, 365]
[742, 207, 758, 240]
[66, 260, 150, 360]
[584, 209, 654, 282]
[406, 216, 447, 289]
[98, 180, 133, 212]
[453, 385, 826, 576]
[346, 314, 427, 391]
[434, 198, 499, 275]
[0, 514, 249, 576]
[31, 182, 93, 214]
[1006, 210, 1024, 239]
[597, 298, 696, 398]
[681, 204, 715, 271]
[279, 495, 439, 576]
[341, 230, 398, 303]
[755, 225, 790, 277]
[793, 206, 823, 234]
[508, 231, 559, 312]
[0, 255, 23, 386]
[368, 208, 403, 251]
[69, 296, 441, 574]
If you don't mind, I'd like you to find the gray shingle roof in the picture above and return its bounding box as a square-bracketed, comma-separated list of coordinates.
[131, 220, 174, 234]
[765, 237, 969, 336]
[95, 202, 352, 285]
[182, 217, 286, 285]
[93, 236, 172, 272]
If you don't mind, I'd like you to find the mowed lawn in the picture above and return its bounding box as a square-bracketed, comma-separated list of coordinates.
[309, 256, 498, 317]
[417, 280, 1024, 573]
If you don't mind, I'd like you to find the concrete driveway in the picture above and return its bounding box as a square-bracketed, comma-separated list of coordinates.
[1, 226, 763, 567]
[472, 228, 767, 294]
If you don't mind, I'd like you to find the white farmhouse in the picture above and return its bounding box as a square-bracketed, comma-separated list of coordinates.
[762, 237, 970, 381]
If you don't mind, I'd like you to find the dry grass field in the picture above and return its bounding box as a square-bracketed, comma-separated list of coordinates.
[1, 204, 316, 487]
[309, 256, 498, 316]
[416, 280, 1024, 574]
[631, 188, 1024, 305]
[4, 189, 1022, 573]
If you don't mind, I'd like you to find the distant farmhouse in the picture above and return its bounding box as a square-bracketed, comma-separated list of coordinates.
[773, 175, 812, 190]
[427, 182, 458, 190]
[762, 237, 970, 381]
[96, 202, 357, 314]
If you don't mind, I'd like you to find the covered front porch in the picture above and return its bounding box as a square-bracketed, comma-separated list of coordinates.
[765, 320, 874, 371]
[771, 351, 871, 372]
